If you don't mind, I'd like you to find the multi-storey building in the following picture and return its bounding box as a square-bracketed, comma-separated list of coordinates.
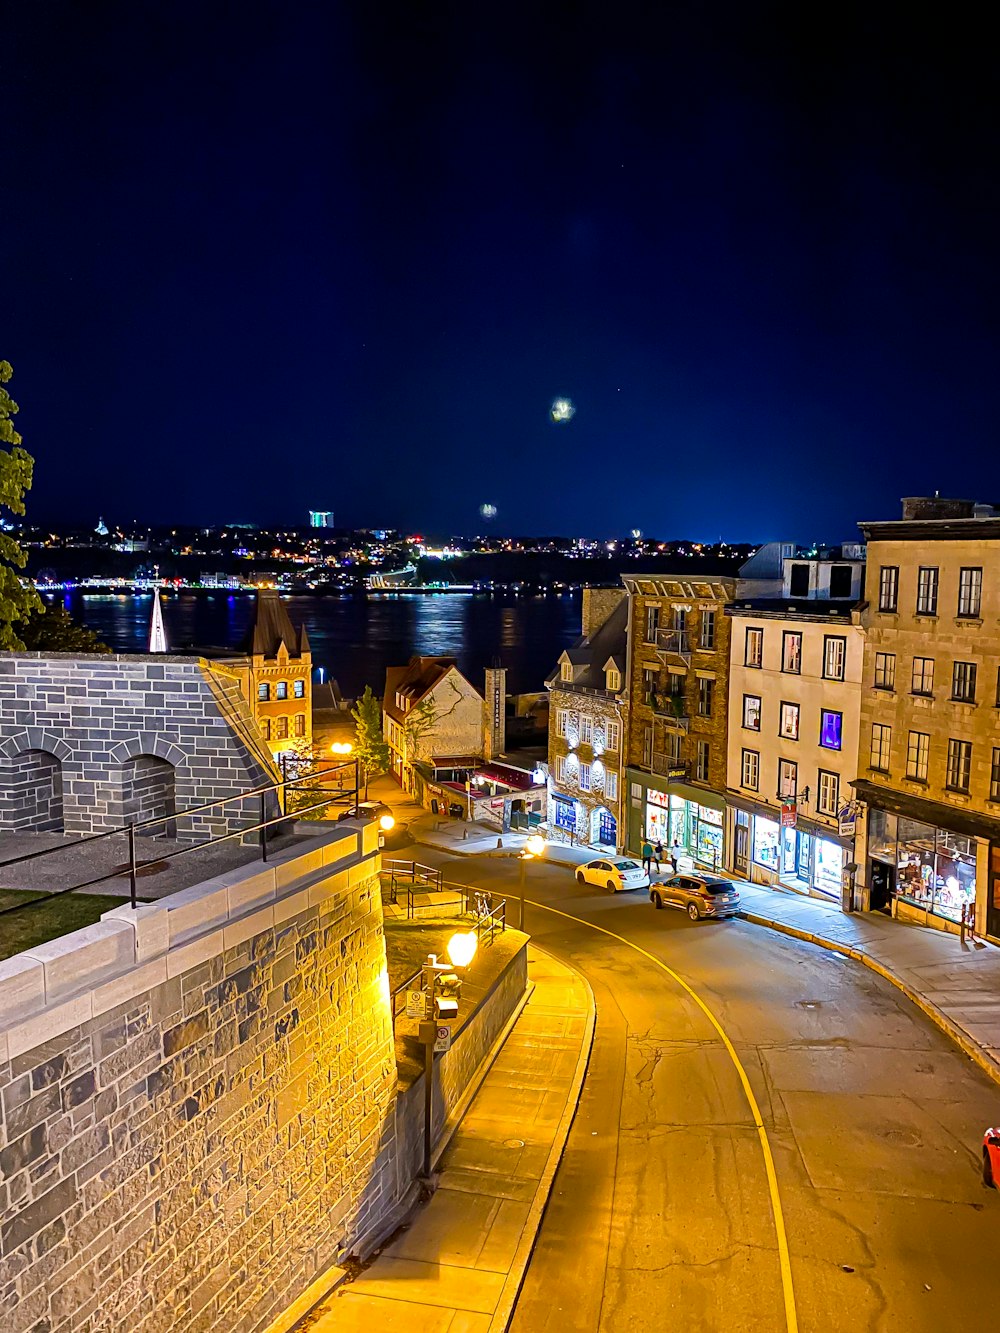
[545, 588, 628, 849]
[724, 544, 865, 901]
[855, 497, 1000, 939]
[621, 569, 738, 866]
[382, 656, 485, 793]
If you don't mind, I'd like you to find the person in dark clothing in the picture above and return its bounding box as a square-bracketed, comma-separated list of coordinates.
[653, 839, 663, 874]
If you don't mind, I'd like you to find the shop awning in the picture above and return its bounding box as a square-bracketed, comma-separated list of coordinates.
[852, 779, 1000, 842]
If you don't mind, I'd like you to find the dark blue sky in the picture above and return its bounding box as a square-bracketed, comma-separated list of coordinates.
[4, 4, 998, 541]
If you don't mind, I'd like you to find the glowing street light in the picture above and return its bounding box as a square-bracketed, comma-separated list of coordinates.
[446, 931, 478, 969]
[379, 814, 395, 832]
[331, 741, 353, 755]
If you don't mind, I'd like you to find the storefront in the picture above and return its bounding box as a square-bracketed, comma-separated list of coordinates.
[641, 782, 725, 871]
[733, 800, 847, 901]
[867, 808, 976, 926]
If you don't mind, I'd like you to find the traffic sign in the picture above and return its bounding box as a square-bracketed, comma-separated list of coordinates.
[434, 1024, 452, 1053]
[406, 990, 428, 1019]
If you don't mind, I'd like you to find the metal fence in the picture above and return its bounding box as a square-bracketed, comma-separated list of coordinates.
[0, 760, 361, 916]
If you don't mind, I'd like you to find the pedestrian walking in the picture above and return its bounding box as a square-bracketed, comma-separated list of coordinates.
[653, 839, 663, 874]
[670, 842, 680, 875]
[641, 838, 653, 875]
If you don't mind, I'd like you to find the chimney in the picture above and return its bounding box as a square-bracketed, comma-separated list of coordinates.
[901, 496, 975, 521]
[581, 586, 626, 638]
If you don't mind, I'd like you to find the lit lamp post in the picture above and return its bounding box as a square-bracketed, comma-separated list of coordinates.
[418, 930, 478, 1181]
[516, 834, 545, 931]
[378, 812, 395, 848]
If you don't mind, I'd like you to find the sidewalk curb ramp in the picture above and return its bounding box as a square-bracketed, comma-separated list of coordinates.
[740, 910, 1000, 1090]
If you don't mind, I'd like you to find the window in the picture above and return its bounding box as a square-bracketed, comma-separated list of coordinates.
[275, 716, 289, 740]
[817, 770, 839, 816]
[697, 677, 714, 717]
[870, 723, 891, 772]
[819, 710, 842, 751]
[645, 605, 660, 643]
[874, 652, 896, 690]
[779, 702, 800, 740]
[557, 709, 569, 738]
[958, 567, 983, 618]
[946, 739, 972, 793]
[667, 733, 683, 765]
[742, 694, 761, 731]
[673, 607, 687, 634]
[263, 718, 271, 740]
[911, 657, 934, 696]
[605, 770, 618, 801]
[699, 611, 716, 650]
[906, 731, 930, 781]
[642, 725, 653, 768]
[741, 749, 759, 790]
[606, 668, 621, 692]
[916, 566, 939, 615]
[823, 636, 846, 681]
[294, 714, 306, 737]
[579, 762, 592, 792]
[745, 627, 763, 668]
[561, 661, 573, 682]
[952, 661, 977, 703]
[293, 680, 305, 698]
[878, 565, 899, 612]
[829, 564, 853, 598]
[276, 681, 288, 701]
[789, 563, 810, 596]
[605, 720, 621, 753]
[580, 716, 594, 745]
[258, 682, 270, 701]
[556, 755, 567, 783]
[991, 749, 1000, 802]
[643, 667, 658, 704]
[777, 758, 798, 799]
[695, 741, 710, 783]
[781, 632, 802, 674]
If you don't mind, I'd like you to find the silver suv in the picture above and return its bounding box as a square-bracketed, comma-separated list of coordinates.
[650, 873, 742, 921]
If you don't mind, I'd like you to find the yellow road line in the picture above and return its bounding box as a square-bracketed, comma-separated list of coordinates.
[526, 897, 799, 1333]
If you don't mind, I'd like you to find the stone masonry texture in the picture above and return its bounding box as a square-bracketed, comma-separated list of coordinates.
[0, 653, 278, 839]
[0, 868, 398, 1333]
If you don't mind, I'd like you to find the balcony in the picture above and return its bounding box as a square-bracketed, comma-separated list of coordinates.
[656, 628, 691, 665]
[651, 752, 688, 779]
[650, 693, 690, 732]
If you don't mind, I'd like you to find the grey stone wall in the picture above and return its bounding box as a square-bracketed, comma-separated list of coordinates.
[0, 856, 397, 1333]
[0, 654, 279, 839]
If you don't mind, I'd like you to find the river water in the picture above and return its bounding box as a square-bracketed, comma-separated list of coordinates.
[59, 590, 584, 698]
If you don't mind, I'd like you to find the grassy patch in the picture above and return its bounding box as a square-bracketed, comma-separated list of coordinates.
[0, 890, 132, 963]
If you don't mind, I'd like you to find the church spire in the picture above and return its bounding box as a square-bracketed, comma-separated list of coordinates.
[149, 588, 167, 653]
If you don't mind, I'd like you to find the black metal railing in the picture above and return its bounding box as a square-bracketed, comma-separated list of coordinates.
[0, 759, 362, 916]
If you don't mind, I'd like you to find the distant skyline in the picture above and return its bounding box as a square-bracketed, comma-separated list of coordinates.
[5, 5, 998, 541]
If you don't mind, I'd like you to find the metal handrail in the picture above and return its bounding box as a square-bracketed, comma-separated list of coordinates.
[0, 760, 362, 916]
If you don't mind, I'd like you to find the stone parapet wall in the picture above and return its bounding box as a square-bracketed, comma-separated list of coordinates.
[0, 653, 279, 839]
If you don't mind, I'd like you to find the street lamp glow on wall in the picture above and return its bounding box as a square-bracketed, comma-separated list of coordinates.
[446, 932, 478, 968]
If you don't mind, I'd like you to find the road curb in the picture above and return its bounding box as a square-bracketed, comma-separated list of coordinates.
[487, 944, 598, 1333]
[410, 832, 586, 870]
[740, 910, 1000, 1090]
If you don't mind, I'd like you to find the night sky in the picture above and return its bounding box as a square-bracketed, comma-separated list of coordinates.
[4, 4, 998, 541]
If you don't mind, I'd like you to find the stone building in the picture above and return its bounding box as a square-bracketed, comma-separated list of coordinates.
[724, 543, 866, 901]
[382, 657, 485, 794]
[621, 569, 738, 864]
[0, 653, 278, 839]
[211, 589, 313, 760]
[544, 588, 628, 849]
[855, 497, 1000, 939]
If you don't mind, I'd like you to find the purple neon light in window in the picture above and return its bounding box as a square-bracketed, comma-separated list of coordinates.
[820, 710, 842, 751]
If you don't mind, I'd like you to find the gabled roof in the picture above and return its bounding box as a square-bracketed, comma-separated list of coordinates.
[383, 656, 479, 723]
[240, 589, 308, 659]
[546, 600, 628, 694]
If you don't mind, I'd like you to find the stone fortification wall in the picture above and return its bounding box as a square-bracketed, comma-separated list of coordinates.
[0, 825, 399, 1333]
[0, 653, 279, 838]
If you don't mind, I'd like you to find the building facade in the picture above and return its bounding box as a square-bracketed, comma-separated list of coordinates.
[382, 656, 485, 793]
[622, 571, 737, 866]
[724, 550, 865, 901]
[545, 589, 628, 849]
[855, 498, 1000, 939]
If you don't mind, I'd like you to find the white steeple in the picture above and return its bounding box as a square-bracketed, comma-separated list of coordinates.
[149, 589, 167, 653]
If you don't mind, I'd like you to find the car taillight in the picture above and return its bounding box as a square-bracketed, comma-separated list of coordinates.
[617, 872, 626, 880]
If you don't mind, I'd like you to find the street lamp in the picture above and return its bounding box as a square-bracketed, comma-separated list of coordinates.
[418, 933, 478, 1182]
[379, 814, 395, 831]
[516, 834, 545, 931]
[331, 741, 353, 755]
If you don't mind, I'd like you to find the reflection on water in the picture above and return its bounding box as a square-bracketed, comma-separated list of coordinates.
[61, 591, 584, 697]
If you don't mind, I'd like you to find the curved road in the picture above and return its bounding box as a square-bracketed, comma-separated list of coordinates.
[401, 842, 1000, 1332]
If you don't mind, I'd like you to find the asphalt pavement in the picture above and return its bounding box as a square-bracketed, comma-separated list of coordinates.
[390, 838, 1000, 1333]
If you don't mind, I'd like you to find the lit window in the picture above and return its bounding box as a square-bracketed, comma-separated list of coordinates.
[741, 749, 759, 790]
[580, 716, 594, 745]
[779, 702, 800, 740]
[819, 710, 842, 751]
[276, 681, 288, 701]
[743, 695, 761, 731]
[606, 668, 621, 692]
[781, 632, 802, 674]
[911, 657, 934, 696]
[777, 758, 798, 799]
[823, 636, 846, 681]
[293, 679, 305, 698]
[605, 720, 620, 753]
[294, 714, 306, 737]
[745, 627, 763, 668]
[561, 661, 573, 682]
[605, 770, 618, 801]
[258, 683, 270, 701]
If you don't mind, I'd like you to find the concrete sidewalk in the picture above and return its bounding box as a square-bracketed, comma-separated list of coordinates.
[739, 882, 1000, 1086]
[299, 945, 595, 1333]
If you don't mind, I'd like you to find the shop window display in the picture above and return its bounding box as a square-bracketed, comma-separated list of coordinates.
[815, 838, 844, 897]
[753, 817, 780, 872]
[877, 814, 978, 925]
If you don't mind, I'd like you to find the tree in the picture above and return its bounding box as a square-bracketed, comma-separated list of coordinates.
[351, 685, 391, 798]
[0, 361, 42, 648]
[19, 603, 111, 654]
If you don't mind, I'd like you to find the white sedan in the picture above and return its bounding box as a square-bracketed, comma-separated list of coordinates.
[576, 857, 650, 893]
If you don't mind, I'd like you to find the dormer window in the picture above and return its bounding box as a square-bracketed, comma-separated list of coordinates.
[606, 667, 621, 692]
[561, 661, 573, 682]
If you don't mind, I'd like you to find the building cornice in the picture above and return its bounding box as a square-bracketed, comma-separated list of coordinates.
[858, 518, 1000, 542]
